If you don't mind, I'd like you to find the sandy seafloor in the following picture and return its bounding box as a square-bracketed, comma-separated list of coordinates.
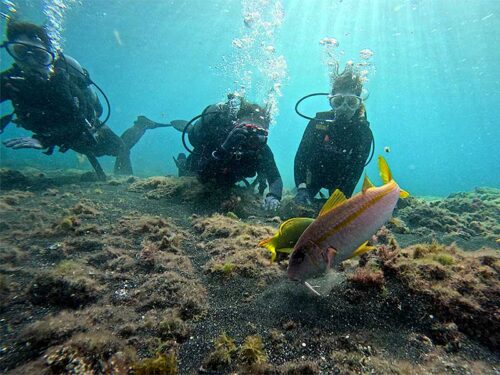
[0, 167, 499, 374]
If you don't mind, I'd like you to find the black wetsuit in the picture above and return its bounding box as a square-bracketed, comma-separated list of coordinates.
[294, 108, 373, 198]
[186, 104, 283, 200]
[1, 60, 149, 175]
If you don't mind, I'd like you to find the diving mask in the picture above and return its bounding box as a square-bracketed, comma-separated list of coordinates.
[329, 94, 362, 111]
[1, 41, 55, 66]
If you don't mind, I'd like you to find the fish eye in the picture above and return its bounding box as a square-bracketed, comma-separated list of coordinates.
[291, 248, 305, 264]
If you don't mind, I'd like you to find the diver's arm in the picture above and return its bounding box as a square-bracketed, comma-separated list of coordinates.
[259, 145, 283, 200]
[0, 70, 15, 132]
[294, 119, 316, 186]
[1, 70, 11, 103]
[0, 68, 18, 103]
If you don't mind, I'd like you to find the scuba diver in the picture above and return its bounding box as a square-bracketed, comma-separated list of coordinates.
[0, 20, 172, 180]
[140, 95, 283, 211]
[294, 63, 374, 205]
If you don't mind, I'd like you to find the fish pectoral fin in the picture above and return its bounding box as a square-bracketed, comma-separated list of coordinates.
[276, 247, 294, 254]
[362, 174, 375, 193]
[399, 188, 410, 198]
[349, 241, 376, 259]
[326, 247, 336, 269]
[318, 189, 347, 217]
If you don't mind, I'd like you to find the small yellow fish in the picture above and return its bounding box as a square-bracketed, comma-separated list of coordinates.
[258, 217, 314, 263]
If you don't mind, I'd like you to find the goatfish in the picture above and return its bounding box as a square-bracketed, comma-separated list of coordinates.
[287, 156, 409, 293]
[258, 217, 315, 262]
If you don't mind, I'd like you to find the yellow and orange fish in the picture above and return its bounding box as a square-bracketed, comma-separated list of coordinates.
[287, 156, 409, 289]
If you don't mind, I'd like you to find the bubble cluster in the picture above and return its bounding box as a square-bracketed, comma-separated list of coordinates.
[359, 48, 374, 60]
[43, 0, 80, 52]
[2, 0, 17, 15]
[319, 36, 342, 87]
[319, 37, 339, 47]
[320, 37, 376, 87]
[221, 0, 288, 124]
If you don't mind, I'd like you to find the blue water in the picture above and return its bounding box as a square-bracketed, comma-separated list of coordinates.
[1, 0, 499, 197]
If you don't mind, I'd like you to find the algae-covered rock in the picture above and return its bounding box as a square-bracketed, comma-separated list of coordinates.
[27, 261, 102, 308]
[128, 176, 204, 201]
[0, 168, 29, 189]
[20, 310, 88, 350]
[44, 332, 135, 374]
[382, 243, 500, 349]
[396, 188, 500, 247]
[192, 214, 281, 279]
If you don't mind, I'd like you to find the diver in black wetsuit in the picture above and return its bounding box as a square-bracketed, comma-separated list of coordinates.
[143, 96, 283, 210]
[0, 21, 169, 180]
[294, 64, 373, 204]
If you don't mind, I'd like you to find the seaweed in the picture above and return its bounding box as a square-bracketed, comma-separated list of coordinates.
[203, 332, 238, 371]
[238, 335, 267, 366]
[133, 351, 178, 375]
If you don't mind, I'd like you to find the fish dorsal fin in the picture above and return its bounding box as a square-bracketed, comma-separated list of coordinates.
[348, 241, 376, 259]
[278, 218, 295, 236]
[362, 174, 375, 193]
[319, 189, 347, 217]
[378, 156, 392, 184]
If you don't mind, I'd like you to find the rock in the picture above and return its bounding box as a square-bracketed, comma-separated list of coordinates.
[0, 169, 28, 189]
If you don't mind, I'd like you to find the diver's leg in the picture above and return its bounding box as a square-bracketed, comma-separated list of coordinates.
[120, 123, 147, 151]
[114, 149, 133, 175]
[307, 185, 322, 200]
[115, 118, 162, 175]
[120, 116, 171, 150]
[86, 154, 107, 181]
[92, 125, 132, 176]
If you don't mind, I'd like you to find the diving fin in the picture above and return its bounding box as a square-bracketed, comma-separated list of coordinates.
[0, 112, 14, 134]
[170, 120, 189, 132]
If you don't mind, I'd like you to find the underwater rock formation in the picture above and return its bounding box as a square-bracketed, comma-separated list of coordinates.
[381, 242, 500, 349]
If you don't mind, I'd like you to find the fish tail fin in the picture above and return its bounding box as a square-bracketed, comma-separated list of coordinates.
[378, 156, 410, 199]
[258, 236, 278, 262]
[378, 156, 392, 184]
[399, 189, 410, 198]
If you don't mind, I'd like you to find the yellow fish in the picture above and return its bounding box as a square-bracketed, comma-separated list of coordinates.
[258, 217, 314, 263]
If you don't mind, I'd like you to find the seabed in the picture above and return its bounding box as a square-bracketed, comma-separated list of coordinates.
[0, 168, 498, 374]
